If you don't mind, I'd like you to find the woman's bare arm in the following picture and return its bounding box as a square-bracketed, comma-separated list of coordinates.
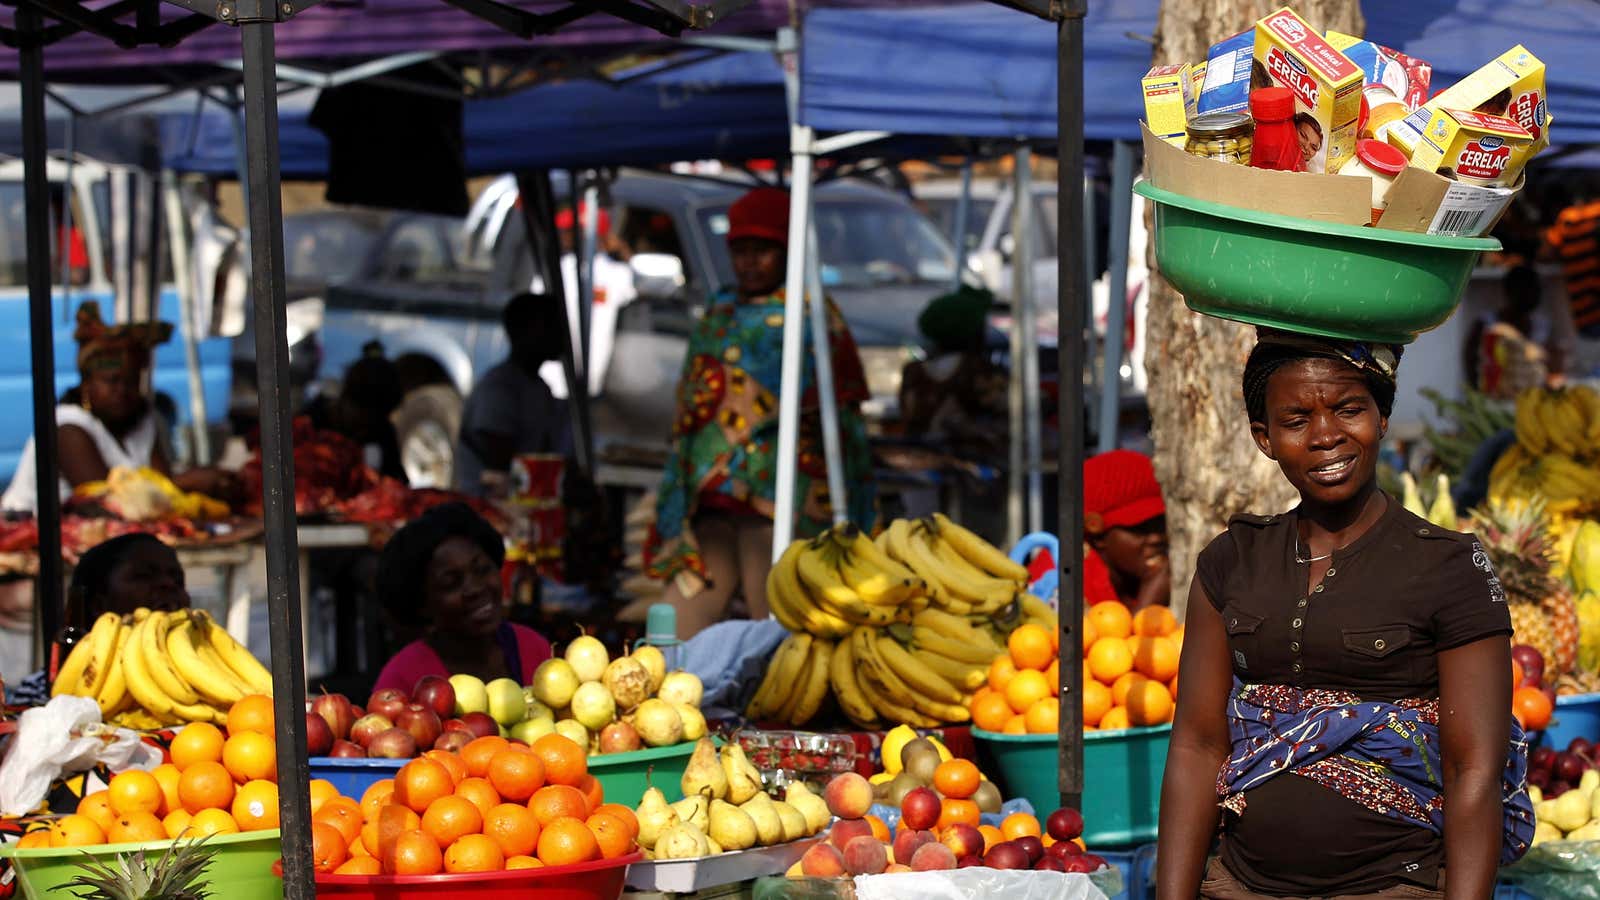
[1439, 636, 1511, 900]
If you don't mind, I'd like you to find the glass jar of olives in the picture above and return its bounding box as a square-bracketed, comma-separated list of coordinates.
[1185, 112, 1255, 165]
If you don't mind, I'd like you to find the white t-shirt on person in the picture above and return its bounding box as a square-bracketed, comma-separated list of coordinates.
[2, 404, 160, 513]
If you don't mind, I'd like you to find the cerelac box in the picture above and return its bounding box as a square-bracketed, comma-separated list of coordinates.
[1253, 7, 1363, 174]
[1389, 45, 1549, 158]
[1408, 108, 1535, 187]
[1142, 64, 1194, 146]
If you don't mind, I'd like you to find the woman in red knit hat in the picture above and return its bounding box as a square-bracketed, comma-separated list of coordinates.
[1082, 449, 1170, 610]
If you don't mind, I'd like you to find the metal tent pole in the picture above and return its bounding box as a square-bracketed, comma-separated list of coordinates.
[805, 212, 847, 525]
[1005, 151, 1024, 548]
[772, 124, 814, 559]
[18, 6, 62, 666]
[162, 170, 212, 465]
[516, 171, 591, 476]
[949, 160, 972, 292]
[1015, 147, 1041, 534]
[579, 177, 600, 401]
[1055, 2, 1087, 811]
[238, 21, 314, 900]
[1097, 141, 1134, 455]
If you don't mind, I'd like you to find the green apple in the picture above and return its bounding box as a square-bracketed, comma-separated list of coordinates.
[486, 677, 528, 726]
[449, 674, 489, 716]
[511, 715, 556, 744]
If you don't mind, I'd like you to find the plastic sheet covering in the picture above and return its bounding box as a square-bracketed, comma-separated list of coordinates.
[0, 696, 161, 815]
[1501, 840, 1600, 900]
[853, 868, 1112, 900]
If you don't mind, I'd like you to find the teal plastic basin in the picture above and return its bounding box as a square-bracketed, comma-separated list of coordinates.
[588, 740, 702, 805]
[973, 726, 1170, 847]
[1135, 181, 1500, 344]
[0, 829, 282, 900]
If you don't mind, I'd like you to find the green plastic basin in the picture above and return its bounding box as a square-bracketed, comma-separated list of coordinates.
[973, 726, 1169, 847]
[1134, 181, 1500, 344]
[588, 740, 704, 806]
[0, 829, 282, 900]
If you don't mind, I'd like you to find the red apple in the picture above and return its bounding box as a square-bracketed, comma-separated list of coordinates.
[311, 692, 356, 741]
[396, 705, 442, 750]
[1062, 854, 1099, 874]
[984, 841, 1028, 870]
[1048, 840, 1083, 861]
[328, 739, 366, 758]
[1046, 807, 1084, 842]
[352, 705, 364, 718]
[1533, 746, 1559, 773]
[1511, 644, 1544, 687]
[442, 718, 470, 734]
[457, 711, 499, 739]
[1014, 835, 1045, 864]
[1571, 737, 1596, 761]
[1035, 856, 1067, 872]
[900, 787, 941, 832]
[350, 713, 393, 748]
[412, 675, 456, 720]
[1558, 752, 1586, 783]
[956, 854, 984, 868]
[433, 730, 472, 753]
[599, 721, 642, 754]
[367, 688, 410, 721]
[1550, 779, 1573, 798]
[367, 727, 419, 759]
[304, 712, 334, 756]
[1529, 768, 1551, 790]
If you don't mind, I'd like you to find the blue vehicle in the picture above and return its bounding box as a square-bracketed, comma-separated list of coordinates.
[0, 156, 233, 485]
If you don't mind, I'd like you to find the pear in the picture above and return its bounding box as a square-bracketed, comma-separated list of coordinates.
[657, 822, 711, 860]
[706, 835, 723, 855]
[721, 742, 763, 805]
[1534, 821, 1563, 846]
[675, 703, 708, 742]
[741, 792, 784, 846]
[1568, 821, 1600, 842]
[681, 736, 728, 801]
[772, 800, 808, 843]
[673, 794, 711, 832]
[636, 786, 680, 850]
[708, 799, 758, 851]
[785, 782, 831, 834]
[1552, 788, 1592, 833]
[632, 645, 668, 694]
[1590, 785, 1600, 821]
[1580, 769, 1600, 801]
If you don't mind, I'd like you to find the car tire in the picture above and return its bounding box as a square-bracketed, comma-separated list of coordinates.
[394, 384, 462, 489]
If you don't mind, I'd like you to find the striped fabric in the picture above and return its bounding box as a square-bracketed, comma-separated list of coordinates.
[1548, 200, 1600, 337]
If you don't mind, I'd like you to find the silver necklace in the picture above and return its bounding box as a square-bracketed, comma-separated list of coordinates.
[1293, 536, 1349, 564]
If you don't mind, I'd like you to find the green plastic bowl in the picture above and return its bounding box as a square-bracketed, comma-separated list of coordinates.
[588, 740, 704, 806]
[0, 829, 282, 900]
[973, 726, 1170, 847]
[1134, 181, 1500, 344]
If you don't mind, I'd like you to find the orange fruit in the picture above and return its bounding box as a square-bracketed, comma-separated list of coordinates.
[226, 694, 275, 738]
[421, 795, 484, 849]
[1512, 658, 1525, 689]
[178, 761, 236, 814]
[108, 811, 167, 843]
[360, 779, 396, 822]
[987, 656, 1018, 693]
[1004, 669, 1051, 714]
[335, 857, 382, 875]
[423, 750, 467, 788]
[1000, 812, 1041, 840]
[150, 764, 182, 816]
[461, 736, 511, 778]
[313, 797, 364, 845]
[395, 758, 456, 813]
[363, 805, 421, 867]
[1133, 635, 1180, 683]
[350, 833, 372, 857]
[1170, 626, 1185, 650]
[587, 812, 635, 859]
[77, 790, 115, 834]
[311, 821, 349, 873]
[49, 814, 105, 847]
[189, 808, 241, 837]
[971, 692, 1014, 732]
[1087, 637, 1134, 684]
[933, 759, 981, 799]
[978, 824, 1004, 853]
[483, 802, 541, 857]
[505, 855, 543, 870]
[936, 799, 980, 831]
[1514, 686, 1554, 731]
[389, 829, 444, 875]
[1081, 614, 1099, 655]
[1111, 672, 1150, 708]
[1025, 697, 1060, 734]
[530, 735, 588, 787]
[1169, 673, 1180, 700]
[232, 780, 280, 831]
[16, 829, 50, 850]
[1007, 624, 1055, 671]
[1126, 679, 1175, 726]
[445, 833, 505, 873]
[1088, 601, 1132, 640]
[170, 722, 226, 769]
[308, 779, 340, 816]
[1100, 706, 1131, 731]
[108, 770, 163, 817]
[1082, 680, 1111, 728]
[163, 809, 195, 840]
[488, 750, 547, 803]
[575, 774, 604, 814]
[529, 785, 590, 826]
[1045, 659, 1059, 689]
[1132, 605, 1177, 637]
[222, 732, 277, 784]
[1003, 714, 1027, 734]
[863, 814, 890, 843]
[593, 804, 639, 840]
[455, 777, 502, 818]
[536, 816, 599, 866]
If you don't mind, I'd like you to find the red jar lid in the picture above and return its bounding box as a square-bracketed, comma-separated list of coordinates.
[1250, 87, 1295, 121]
[1355, 139, 1407, 176]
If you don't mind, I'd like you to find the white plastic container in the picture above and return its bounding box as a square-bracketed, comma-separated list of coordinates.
[1337, 139, 1409, 224]
[1361, 83, 1408, 141]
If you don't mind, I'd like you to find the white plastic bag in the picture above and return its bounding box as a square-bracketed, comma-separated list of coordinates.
[853, 869, 1111, 900]
[0, 696, 162, 815]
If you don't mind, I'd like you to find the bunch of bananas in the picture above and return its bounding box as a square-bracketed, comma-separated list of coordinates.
[753, 516, 1057, 728]
[1489, 387, 1600, 517]
[52, 608, 272, 729]
[73, 466, 230, 522]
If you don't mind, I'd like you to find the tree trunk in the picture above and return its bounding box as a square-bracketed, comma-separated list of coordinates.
[1148, 0, 1364, 615]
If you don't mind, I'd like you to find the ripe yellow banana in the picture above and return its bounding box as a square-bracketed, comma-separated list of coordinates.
[840, 525, 920, 586]
[855, 627, 970, 723]
[764, 541, 811, 633]
[931, 513, 1029, 583]
[774, 642, 817, 724]
[905, 523, 1010, 609]
[911, 626, 1000, 665]
[197, 612, 272, 694]
[768, 541, 854, 639]
[1019, 594, 1061, 632]
[121, 615, 175, 718]
[95, 625, 132, 715]
[75, 613, 123, 699]
[913, 647, 987, 691]
[875, 633, 964, 704]
[750, 633, 812, 720]
[852, 631, 939, 728]
[51, 635, 95, 697]
[140, 611, 200, 705]
[929, 538, 1016, 608]
[797, 542, 901, 626]
[828, 633, 880, 729]
[788, 639, 834, 726]
[836, 547, 914, 607]
[166, 613, 246, 707]
[1516, 389, 1548, 455]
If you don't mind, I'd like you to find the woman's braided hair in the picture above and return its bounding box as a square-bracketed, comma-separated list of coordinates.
[1242, 330, 1403, 425]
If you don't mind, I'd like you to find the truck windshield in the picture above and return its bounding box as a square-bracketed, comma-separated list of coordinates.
[698, 197, 956, 291]
[283, 210, 390, 286]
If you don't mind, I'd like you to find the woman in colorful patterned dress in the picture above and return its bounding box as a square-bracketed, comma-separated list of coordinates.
[645, 187, 876, 639]
[1157, 331, 1531, 899]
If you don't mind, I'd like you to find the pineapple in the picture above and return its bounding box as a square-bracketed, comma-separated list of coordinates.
[64, 836, 215, 900]
[1471, 497, 1580, 681]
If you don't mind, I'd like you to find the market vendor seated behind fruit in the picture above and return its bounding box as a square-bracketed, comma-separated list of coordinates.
[370, 503, 551, 693]
[1157, 330, 1530, 900]
[1, 301, 237, 514]
[1082, 449, 1169, 611]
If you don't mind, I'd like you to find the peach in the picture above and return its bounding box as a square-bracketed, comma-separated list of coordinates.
[892, 828, 937, 865]
[885, 863, 912, 874]
[843, 835, 888, 875]
[824, 772, 873, 819]
[828, 817, 875, 851]
[939, 823, 984, 859]
[800, 842, 846, 877]
[910, 841, 957, 871]
[899, 787, 941, 832]
[784, 860, 804, 879]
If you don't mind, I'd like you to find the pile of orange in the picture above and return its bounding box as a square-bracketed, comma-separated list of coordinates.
[968, 603, 1181, 734]
[311, 732, 637, 876]
[21, 694, 283, 850]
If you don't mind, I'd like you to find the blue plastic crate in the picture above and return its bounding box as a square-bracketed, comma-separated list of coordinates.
[1097, 843, 1157, 900]
[309, 757, 405, 798]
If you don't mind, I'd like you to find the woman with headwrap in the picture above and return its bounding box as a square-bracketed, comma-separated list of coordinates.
[1156, 331, 1531, 900]
[1, 302, 236, 513]
[644, 187, 876, 640]
[370, 503, 550, 693]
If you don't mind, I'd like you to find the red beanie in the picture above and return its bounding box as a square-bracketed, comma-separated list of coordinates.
[727, 187, 790, 244]
[1083, 449, 1164, 534]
